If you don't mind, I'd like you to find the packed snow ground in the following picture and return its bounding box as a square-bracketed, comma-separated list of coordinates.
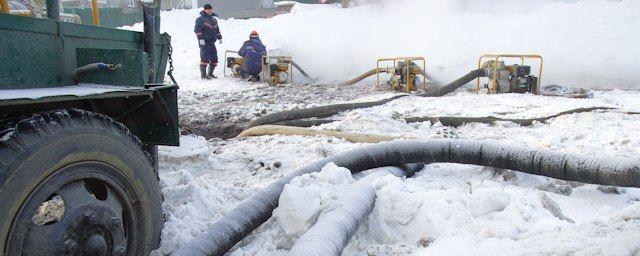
[155, 91, 640, 255]
[143, 1, 640, 255]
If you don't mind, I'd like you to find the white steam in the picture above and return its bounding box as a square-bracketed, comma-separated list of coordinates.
[142, 0, 639, 89]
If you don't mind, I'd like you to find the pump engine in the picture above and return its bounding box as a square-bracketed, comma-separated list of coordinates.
[376, 57, 427, 92]
[481, 60, 538, 94]
[226, 56, 244, 76]
[476, 54, 543, 94]
[263, 56, 292, 85]
[224, 50, 293, 85]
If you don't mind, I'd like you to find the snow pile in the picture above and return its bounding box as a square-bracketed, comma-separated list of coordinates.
[318, 92, 640, 156]
[274, 163, 355, 239]
[347, 165, 640, 255]
[226, 163, 357, 255]
[146, 1, 640, 255]
[125, 0, 639, 89]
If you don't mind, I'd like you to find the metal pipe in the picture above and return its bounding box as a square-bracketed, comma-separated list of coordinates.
[291, 60, 313, 80]
[0, 0, 10, 14]
[141, 2, 156, 83]
[45, 0, 59, 20]
[154, 0, 161, 34]
[91, 0, 100, 25]
[174, 139, 640, 256]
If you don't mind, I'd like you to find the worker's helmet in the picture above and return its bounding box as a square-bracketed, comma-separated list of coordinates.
[250, 31, 259, 38]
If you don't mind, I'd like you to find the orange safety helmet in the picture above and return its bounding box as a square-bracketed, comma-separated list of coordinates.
[250, 31, 259, 38]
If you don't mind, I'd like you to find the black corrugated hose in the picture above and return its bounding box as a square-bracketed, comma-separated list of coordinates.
[174, 139, 640, 256]
[245, 69, 487, 129]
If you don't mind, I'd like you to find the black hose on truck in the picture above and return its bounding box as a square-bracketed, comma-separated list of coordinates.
[71, 63, 122, 84]
[173, 139, 640, 256]
[245, 69, 487, 129]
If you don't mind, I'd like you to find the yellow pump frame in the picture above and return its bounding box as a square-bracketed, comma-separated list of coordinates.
[91, 0, 100, 25]
[224, 51, 294, 85]
[262, 55, 293, 85]
[476, 54, 543, 94]
[223, 50, 241, 77]
[376, 57, 427, 92]
[1, 0, 10, 14]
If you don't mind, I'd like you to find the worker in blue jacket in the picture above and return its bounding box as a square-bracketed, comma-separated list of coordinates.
[238, 31, 267, 81]
[194, 4, 222, 79]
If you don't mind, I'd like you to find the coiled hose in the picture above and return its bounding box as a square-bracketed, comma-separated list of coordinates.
[174, 139, 640, 256]
[245, 69, 487, 129]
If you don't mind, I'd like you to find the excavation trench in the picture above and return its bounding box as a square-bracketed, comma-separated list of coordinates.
[266, 106, 619, 129]
[244, 69, 487, 130]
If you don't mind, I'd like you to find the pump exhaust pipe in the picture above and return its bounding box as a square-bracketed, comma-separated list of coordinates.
[141, 1, 157, 83]
[45, 0, 59, 20]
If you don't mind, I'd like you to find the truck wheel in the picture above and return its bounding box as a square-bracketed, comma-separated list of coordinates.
[0, 109, 163, 255]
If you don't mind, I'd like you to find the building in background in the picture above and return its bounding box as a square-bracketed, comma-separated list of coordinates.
[167, 0, 277, 19]
[16, 0, 288, 28]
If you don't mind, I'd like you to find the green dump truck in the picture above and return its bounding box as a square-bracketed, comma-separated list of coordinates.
[0, 0, 178, 254]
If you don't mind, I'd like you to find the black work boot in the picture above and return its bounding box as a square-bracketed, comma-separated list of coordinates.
[200, 65, 210, 80]
[208, 64, 218, 79]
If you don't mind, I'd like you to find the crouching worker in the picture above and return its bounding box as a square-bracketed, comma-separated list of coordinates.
[194, 4, 223, 79]
[238, 31, 267, 82]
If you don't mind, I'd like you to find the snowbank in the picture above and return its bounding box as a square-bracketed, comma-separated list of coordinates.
[153, 90, 640, 255]
[146, 1, 640, 255]
[125, 0, 639, 90]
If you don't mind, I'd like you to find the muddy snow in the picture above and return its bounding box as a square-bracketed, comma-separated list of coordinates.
[155, 89, 640, 255]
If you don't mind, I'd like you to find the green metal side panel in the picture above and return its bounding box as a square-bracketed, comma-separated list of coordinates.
[64, 7, 143, 28]
[76, 48, 147, 86]
[0, 85, 153, 106]
[0, 13, 178, 145]
[58, 22, 143, 86]
[0, 13, 171, 89]
[0, 84, 180, 146]
[155, 34, 171, 84]
[0, 15, 63, 89]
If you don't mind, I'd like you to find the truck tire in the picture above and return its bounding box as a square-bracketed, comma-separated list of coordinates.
[0, 109, 163, 255]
